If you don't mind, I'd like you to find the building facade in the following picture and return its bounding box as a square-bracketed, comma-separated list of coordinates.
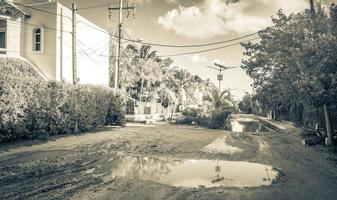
[0, 0, 109, 85]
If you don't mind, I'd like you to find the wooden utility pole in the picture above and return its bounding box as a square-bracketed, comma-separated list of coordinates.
[108, 0, 135, 89]
[71, 3, 78, 134]
[310, 0, 315, 12]
[205, 64, 235, 93]
[323, 104, 333, 145]
[116, 0, 123, 89]
[214, 63, 235, 93]
[72, 3, 77, 85]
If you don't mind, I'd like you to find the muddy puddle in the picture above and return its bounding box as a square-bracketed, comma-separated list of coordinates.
[95, 153, 279, 188]
[230, 119, 269, 133]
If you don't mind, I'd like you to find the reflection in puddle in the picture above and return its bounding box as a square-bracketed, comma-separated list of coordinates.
[99, 154, 279, 188]
[230, 120, 269, 133]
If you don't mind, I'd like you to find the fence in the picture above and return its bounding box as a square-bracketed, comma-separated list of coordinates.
[126, 99, 176, 120]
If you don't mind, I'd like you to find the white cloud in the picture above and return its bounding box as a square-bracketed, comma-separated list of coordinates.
[134, 0, 152, 4]
[188, 54, 236, 67]
[184, 54, 252, 99]
[158, 0, 308, 39]
[165, 0, 178, 4]
[190, 54, 208, 63]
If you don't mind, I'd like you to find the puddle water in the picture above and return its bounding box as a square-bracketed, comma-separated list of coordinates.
[230, 120, 269, 133]
[98, 154, 279, 188]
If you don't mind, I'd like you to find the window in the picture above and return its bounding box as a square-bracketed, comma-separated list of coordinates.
[0, 19, 6, 51]
[33, 28, 43, 52]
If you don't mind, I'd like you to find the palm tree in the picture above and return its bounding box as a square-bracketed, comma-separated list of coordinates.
[126, 44, 162, 99]
[206, 89, 235, 111]
[119, 49, 137, 90]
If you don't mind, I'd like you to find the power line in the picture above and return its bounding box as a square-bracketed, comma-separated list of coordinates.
[122, 29, 138, 46]
[4, 0, 72, 20]
[79, 19, 261, 49]
[4, 19, 72, 33]
[122, 31, 259, 48]
[77, 4, 111, 11]
[157, 37, 260, 57]
[4, 1, 262, 58]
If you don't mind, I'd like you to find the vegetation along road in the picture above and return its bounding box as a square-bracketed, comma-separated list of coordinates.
[1, 117, 337, 200]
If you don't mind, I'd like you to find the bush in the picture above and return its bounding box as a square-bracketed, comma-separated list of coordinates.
[0, 75, 126, 143]
[178, 107, 231, 129]
[0, 57, 43, 80]
[179, 108, 202, 124]
[208, 108, 231, 129]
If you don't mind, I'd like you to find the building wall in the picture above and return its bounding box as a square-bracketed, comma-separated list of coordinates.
[55, 3, 72, 82]
[0, 14, 22, 57]
[6, 16, 21, 57]
[20, 2, 58, 81]
[12, 0, 109, 85]
[55, 3, 109, 85]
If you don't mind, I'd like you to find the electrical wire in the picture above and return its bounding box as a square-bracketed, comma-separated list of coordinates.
[3, 20, 72, 33]
[4, 0, 72, 20]
[80, 19, 260, 49]
[157, 37, 260, 57]
[3, 1, 262, 58]
[77, 4, 111, 11]
[122, 31, 259, 48]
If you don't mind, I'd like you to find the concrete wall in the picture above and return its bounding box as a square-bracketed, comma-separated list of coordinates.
[55, 3, 72, 82]
[20, 2, 58, 81]
[8, 0, 109, 85]
[1, 15, 22, 57]
[55, 3, 109, 85]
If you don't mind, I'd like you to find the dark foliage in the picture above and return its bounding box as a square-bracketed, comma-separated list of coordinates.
[0, 74, 126, 143]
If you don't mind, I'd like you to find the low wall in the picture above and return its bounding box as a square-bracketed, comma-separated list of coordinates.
[126, 101, 176, 121]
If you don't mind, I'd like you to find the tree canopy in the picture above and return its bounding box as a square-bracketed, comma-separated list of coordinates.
[241, 3, 337, 145]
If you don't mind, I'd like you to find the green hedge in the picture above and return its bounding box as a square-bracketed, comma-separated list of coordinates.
[0, 75, 126, 143]
[178, 107, 231, 129]
[0, 57, 42, 79]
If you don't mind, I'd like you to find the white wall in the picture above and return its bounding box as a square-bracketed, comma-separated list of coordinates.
[7, 1, 110, 85]
[56, 3, 109, 85]
[2, 15, 21, 57]
[20, 2, 58, 81]
[56, 3, 72, 82]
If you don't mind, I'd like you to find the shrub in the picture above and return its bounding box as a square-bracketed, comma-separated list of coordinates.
[178, 107, 232, 129]
[0, 75, 126, 143]
[0, 57, 42, 80]
[179, 108, 202, 124]
[106, 90, 126, 126]
[207, 108, 231, 129]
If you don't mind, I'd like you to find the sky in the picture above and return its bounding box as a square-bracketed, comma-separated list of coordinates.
[59, 0, 337, 100]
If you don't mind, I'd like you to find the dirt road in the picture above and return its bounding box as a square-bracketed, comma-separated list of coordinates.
[0, 121, 337, 200]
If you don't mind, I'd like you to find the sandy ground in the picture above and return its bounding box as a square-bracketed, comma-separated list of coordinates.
[0, 120, 337, 200]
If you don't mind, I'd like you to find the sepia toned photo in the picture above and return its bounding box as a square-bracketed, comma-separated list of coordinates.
[0, 0, 337, 199]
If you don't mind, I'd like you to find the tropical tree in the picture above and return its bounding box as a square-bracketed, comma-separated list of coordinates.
[126, 44, 163, 99]
[204, 89, 235, 111]
[241, 4, 337, 145]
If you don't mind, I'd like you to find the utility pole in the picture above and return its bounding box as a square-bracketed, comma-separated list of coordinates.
[206, 63, 236, 93]
[108, 0, 136, 89]
[218, 67, 223, 93]
[310, 0, 315, 12]
[71, 3, 78, 134]
[72, 3, 77, 85]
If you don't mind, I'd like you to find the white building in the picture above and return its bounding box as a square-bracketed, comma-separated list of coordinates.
[0, 0, 109, 85]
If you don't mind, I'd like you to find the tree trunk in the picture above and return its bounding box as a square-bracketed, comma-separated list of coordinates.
[323, 104, 334, 146]
[273, 109, 276, 120]
[140, 79, 144, 94]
